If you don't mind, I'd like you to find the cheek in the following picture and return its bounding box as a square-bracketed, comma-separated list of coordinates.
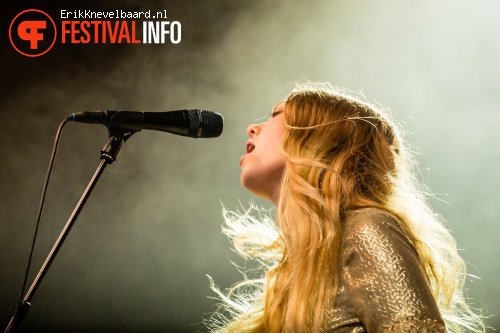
[258, 143, 286, 175]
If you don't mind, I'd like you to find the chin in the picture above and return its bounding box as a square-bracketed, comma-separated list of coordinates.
[240, 169, 255, 193]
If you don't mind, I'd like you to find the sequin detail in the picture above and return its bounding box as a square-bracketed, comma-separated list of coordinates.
[324, 208, 446, 332]
[386, 315, 446, 332]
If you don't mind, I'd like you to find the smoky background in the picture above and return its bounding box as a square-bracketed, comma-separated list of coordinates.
[1, 0, 499, 332]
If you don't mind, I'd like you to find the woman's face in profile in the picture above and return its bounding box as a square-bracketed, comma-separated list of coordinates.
[239, 102, 287, 205]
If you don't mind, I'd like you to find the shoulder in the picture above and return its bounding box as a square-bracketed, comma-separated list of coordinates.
[345, 207, 401, 230]
[340, 208, 445, 332]
[343, 207, 414, 248]
[341, 207, 419, 268]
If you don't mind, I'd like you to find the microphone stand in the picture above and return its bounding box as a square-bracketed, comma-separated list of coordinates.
[4, 130, 132, 333]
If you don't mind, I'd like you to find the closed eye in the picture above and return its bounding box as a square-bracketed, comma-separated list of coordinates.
[270, 110, 284, 118]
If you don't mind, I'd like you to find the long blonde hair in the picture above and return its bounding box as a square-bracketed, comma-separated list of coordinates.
[207, 82, 485, 332]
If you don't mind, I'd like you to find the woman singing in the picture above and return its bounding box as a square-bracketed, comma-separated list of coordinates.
[208, 82, 485, 332]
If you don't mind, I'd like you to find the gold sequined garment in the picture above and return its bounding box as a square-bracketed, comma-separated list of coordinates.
[325, 208, 446, 332]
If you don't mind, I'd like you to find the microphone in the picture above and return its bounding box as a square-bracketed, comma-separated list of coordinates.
[70, 110, 223, 138]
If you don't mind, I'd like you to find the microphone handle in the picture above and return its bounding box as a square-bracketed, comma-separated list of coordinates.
[144, 110, 195, 137]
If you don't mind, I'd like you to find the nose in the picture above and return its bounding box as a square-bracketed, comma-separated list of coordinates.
[247, 123, 264, 137]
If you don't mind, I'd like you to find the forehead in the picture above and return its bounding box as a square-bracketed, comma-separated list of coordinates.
[273, 102, 286, 112]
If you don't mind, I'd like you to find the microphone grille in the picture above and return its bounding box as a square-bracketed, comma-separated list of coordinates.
[199, 110, 224, 138]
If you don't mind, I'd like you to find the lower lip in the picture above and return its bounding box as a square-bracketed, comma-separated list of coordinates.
[239, 154, 246, 167]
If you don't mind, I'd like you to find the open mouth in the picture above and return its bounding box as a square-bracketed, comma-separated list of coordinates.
[246, 142, 255, 154]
